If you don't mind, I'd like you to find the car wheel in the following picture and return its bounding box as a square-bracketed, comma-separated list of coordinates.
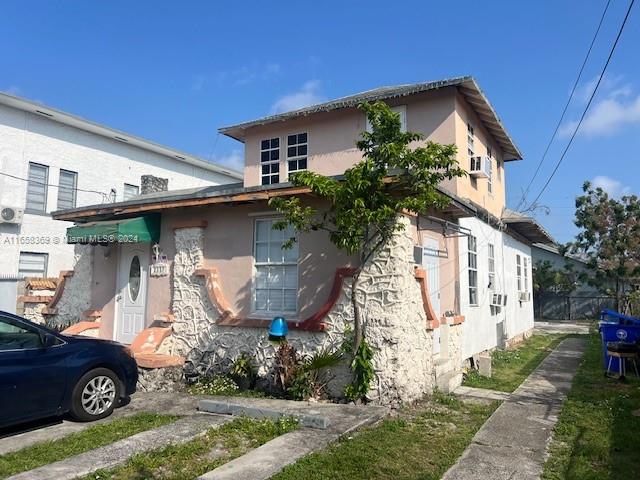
[70, 368, 120, 421]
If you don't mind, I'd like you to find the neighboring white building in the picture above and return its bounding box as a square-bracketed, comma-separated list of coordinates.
[0, 92, 242, 313]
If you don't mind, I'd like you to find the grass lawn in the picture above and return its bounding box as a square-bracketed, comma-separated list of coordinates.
[543, 329, 640, 479]
[272, 394, 498, 480]
[0, 412, 177, 479]
[83, 416, 298, 479]
[463, 333, 571, 392]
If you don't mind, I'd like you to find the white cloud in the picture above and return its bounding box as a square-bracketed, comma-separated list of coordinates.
[213, 150, 243, 171]
[213, 63, 281, 88]
[560, 74, 640, 137]
[3, 85, 22, 96]
[591, 175, 631, 197]
[271, 80, 325, 114]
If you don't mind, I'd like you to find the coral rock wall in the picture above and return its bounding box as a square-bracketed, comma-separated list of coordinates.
[171, 216, 434, 406]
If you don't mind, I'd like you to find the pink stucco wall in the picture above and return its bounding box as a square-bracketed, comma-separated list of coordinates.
[242, 87, 458, 190]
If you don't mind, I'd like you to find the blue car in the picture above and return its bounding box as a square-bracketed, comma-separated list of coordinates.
[0, 311, 138, 429]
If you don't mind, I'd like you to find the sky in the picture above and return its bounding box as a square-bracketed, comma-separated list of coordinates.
[1, 0, 638, 243]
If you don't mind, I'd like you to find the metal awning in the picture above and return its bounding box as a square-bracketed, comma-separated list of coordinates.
[66, 214, 161, 244]
[502, 209, 554, 244]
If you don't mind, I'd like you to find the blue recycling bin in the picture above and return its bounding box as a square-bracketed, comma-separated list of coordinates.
[599, 310, 640, 372]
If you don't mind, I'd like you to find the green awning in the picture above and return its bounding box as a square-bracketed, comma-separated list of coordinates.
[66, 214, 161, 244]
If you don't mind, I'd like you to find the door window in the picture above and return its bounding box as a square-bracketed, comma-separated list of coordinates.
[128, 255, 141, 302]
[0, 316, 43, 351]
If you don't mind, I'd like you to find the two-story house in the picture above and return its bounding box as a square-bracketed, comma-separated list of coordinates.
[0, 92, 241, 313]
[50, 76, 553, 403]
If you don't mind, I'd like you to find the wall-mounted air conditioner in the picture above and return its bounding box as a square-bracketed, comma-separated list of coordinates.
[518, 291, 531, 302]
[469, 155, 491, 178]
[0, 206, 24, 225]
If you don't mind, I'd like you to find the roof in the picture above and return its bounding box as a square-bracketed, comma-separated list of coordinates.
[531, 242, 588, 264]
[502, 209, 555, 244]
[51, 178, 474, 223]
[0, 92, 242, 180]
[220, 76, 522, 161]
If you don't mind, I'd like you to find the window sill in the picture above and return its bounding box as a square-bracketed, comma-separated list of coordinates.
[24, 210, 51, 217]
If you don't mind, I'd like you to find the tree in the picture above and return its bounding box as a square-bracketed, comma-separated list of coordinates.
[567, 181, 640, 314]
[533, 260, 579, 297]
[269, 101, 466, 397]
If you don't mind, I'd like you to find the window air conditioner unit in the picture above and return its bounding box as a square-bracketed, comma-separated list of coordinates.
[490, 293, 503, 307]
[518, 291, 531, 302]
[469, 156, 491, 178]
[0, 206, 24, 225]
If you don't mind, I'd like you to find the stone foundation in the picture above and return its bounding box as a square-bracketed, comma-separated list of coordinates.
[504, 327, 534, 349]
[137, 366, 186, 392]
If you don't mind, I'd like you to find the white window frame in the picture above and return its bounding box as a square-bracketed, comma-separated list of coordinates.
[252, 217, 298, 316]
[366, 105, 407, 133]
[123, 183, 139, 201]
[286, 132, 308, 175]
[487, 147, 493, 194]
[468, 235, 478, 306]
[467, 122, 475, 157]
[26, 162, 49, 213]
[488, 243, 495, 291]
[18, 252, 48, 278]
[523, 256, 529, 292]
[57, 169, 78, 210]
[260, 137, 280, 186]
[516, 254, 523, 292]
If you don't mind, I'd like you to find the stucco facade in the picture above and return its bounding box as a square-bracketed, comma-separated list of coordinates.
[0, 98, 240, 313]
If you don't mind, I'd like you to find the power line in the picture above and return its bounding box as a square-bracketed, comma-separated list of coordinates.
[524, 0, 635, 212]
[0, 170, 111, 200]
[515, 0, 612, 211]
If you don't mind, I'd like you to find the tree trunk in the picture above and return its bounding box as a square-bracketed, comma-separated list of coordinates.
[351, 268, 364, 356]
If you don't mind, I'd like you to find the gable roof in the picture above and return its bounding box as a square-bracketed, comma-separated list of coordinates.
[0, 92, 242, 180]
[220, 76, 522, 161]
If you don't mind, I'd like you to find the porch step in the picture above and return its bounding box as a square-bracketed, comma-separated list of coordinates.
[436, 370, 463, 393]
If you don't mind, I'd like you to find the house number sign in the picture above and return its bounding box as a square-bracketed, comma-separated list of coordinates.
[150, 244, 169, 277]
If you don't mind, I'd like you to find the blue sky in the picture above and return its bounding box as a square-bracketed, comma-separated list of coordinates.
[1, 0, 638, 243]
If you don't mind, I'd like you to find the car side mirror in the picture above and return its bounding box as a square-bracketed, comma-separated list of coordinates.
[40, 333, 58, 349]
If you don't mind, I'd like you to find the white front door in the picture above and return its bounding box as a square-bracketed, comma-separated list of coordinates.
[115, 244, 149, 344]
[422, 237, 441, 355]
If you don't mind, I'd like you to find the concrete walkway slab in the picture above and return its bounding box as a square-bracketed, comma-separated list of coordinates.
[8, 414, 229, 480]
[442, 337, 586, 480]
[535, 321, 591, 335]
[196, 396, 389, 480]
[453, 385, 512, 403]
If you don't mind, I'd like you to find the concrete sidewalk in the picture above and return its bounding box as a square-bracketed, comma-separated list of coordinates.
[442, 337, 586, 480]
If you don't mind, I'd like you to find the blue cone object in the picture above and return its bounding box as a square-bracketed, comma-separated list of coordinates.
[269, 316, 288, 338]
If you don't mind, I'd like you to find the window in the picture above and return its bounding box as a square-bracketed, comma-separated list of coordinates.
[0, 315, 43, 351]
[516, 254, 522, 291]
[467, 124, 477, 189]
[523, 257, 529, 292]
[468, 235, 478, 305]
[366, 105, 407, 132]
[123, 183, 139, 201]
[287, 133, 308, 174]
[26, 162, 49, 212]
[260, 138, 280, 185]
[488, 243, 495, 291]
[497, 159, 502, 182]
[253, 218, 298, 314]
[18, 252, 48, 278]
[487, 147, 493, 194]
[57, 169, 77, 210]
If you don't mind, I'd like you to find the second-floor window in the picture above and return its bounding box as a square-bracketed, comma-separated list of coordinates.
[123, 183, 139, 201]
[467, 123, 474, 157]
[468, 235, 478, 305]
[261, 138, 280, 185]
[26, 162, 49, 213]
[287, 133, 308, 174]
[57, 169, 78, 210]
[487, 147, 493, 194]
